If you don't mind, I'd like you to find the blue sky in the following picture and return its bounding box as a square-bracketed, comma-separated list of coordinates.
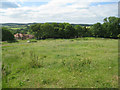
[90, 2, 117, 6]
[20, 2, 48, 7]
[20, 2, 117, 7]
[0, 0, 119, 24]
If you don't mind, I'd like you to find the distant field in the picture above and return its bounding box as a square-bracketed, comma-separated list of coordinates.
[10, 27, 27, 30]
[2, 38, 118, 88]
[10, 28, 21, 30]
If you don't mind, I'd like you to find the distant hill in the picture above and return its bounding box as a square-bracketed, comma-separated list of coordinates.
[0, 23, 93, 27]
[0, 23, 27, 26]
[46, 22, 93, 26]
[71, 24, 92, 26]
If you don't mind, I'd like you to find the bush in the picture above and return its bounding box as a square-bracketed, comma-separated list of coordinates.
[117, 34, 120, 39]
[2, 27, 15, 42]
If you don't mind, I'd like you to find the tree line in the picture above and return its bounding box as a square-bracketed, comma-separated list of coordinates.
[30, 16, 120, 39]
[2, 16, 120, 41]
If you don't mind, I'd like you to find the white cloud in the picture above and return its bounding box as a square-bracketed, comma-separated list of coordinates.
[1, 0, 119, 2]
[0, 0, 118, 24]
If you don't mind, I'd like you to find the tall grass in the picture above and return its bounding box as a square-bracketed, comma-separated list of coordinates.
[2, 38, 118, 88]
[29, 51, 43, 68]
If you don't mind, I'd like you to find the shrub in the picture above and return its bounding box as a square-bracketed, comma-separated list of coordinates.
[117, 34, 120, 39]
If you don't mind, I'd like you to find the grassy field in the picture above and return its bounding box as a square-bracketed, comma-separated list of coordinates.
[2, 37, 118, 88]
[10, 27, 27, 30]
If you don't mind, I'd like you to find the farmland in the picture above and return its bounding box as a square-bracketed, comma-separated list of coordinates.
[2, 37, 118, 88]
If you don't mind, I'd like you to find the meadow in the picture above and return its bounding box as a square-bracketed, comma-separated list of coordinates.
[2, 37, 118, 88]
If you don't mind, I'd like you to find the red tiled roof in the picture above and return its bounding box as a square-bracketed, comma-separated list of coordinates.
[14, 33, 34, 39]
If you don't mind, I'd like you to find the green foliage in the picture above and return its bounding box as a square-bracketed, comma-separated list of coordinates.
[91, 23, 104, 37]
[2, 16, 119, 40]
[64, 23, 76, 38]
[30, 24, 42, 39]
[102, 16, 120, 38]
[2, 27, 15, 41]
[41, 23, 54, 38]
[30, 16, 119, 39]
[117, 34, 120, 39]
[74, 25, 83, 37]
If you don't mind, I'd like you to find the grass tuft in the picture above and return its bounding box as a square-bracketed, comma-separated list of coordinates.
[29, 51, 43, 68]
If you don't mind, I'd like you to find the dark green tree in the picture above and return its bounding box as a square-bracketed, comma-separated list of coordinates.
[30, 24, 42, 39]
[74, 25, 83, 38]
[82, 26, 90, 37]
[102, 17, 120, 38]
[51, 23, 60, 38]
[2, 27, 15, 41]
[58, 23, 66, 38]
[64, 23, 75, 38]
[91, 23, 104, 37]
[41, 23, 54, 38]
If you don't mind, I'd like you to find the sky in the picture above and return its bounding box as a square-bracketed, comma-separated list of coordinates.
[0, 0, 119, 24]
